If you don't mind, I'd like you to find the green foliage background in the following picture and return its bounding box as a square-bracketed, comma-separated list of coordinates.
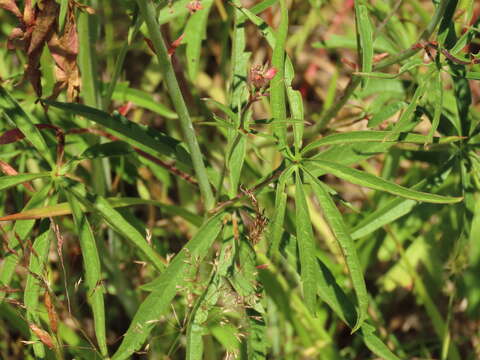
[0, 0, 480, 359]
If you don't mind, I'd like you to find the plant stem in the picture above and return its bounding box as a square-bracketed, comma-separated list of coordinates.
[312, 0, 450, 132]
[135, 0, 215, 210]
[209, 164, 285, 214]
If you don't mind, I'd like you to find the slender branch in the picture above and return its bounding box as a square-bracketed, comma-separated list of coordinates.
[312, 0, 450, 132]
[209, 165, 285, 215]
[135, 0, 215, 210]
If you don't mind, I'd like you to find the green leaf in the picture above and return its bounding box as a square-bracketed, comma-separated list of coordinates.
[368, 101, 407, 128]
[24, 220, 52, 358]
[294, 169, 317, 314]
[111, 212, 224, 360]
[427, 70, 443, 143]
[268, 166, 294, 259]
[350, 161, 454, 239]
[0, 86, 54, 166]
[306, 172, 368, 332]
[184, 0, 213, 81]
[270, 0, 288, 148]
[112, 84, 177, 119]
[77, 141, 135, 160]
[360, 323, 401, 360]
[285, 56, 304, 152]
[302, 131, 462, 155]
[386, 73, 431, 139]
[0, 173, 50, 192]
[43, 101, 190, 166]
[58, 0, 68, 32]
[0, 182, 52, 304]
[66, 185, 166, 272]
[65, 191, 108, 356]
[354, 3, 373, 88]
[307, 159, 462, 204]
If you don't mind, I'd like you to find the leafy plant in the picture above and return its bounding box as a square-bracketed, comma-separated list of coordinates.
[0, 0, 479, 359]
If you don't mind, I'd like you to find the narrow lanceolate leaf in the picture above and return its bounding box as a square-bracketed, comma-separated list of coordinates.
[228, 1, 250, 197]
[0, 86, 54, 167]
[294, 169, 317, 315]
[427, 70, 443, 143]
[285, 58, 304, 152]
[184, 0, 213, 81]
[0, 172, 50, 192]
[268, 166, 294, 259]
[24, 221, 52, 358]
[270, 0, 288, 148]
[111, 213, 224, 360]
[43, 101, 187, 164]
[302, 131, 463, 155]
[0, 182, 52, 304]
[66, 191, 108, 357]
[308, 159, 462, 204]
[112, 84, 177, 119]
[360, 323, 401, 360]
[354, 2, 373, 88]
[307, 172, 368, 332]
[90, 195, 166, 272]
[65, 183, 166, 272]
[386, 73, 431, 139]
[0, 197, 202, 226]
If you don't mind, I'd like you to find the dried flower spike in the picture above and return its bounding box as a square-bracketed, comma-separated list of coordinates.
[186, 0, 203, 14]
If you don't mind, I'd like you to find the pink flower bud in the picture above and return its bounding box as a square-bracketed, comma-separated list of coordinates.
[186, 0, 203, 14]
[263, 67, 278, 80]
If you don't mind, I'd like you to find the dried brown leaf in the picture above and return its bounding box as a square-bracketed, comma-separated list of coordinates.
[0, 0, 22, 18]
[29, 323, 54, 349]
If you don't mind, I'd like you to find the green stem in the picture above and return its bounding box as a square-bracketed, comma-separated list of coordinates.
[136, 0, 215, 210]
[312, 0, 450, 132]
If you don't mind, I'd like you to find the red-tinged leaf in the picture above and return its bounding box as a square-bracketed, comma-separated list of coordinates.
[168, 33, 185, 56]
[0, 160, 35, 192]
[118, 101, 134, 116]
[0, 0, 22, 18]
[29, 323, 54, 349]
[0, 124, 60, 145]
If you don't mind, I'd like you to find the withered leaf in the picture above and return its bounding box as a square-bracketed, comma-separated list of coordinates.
[27, 0, 58, 55]
[0, 0, 22, 19]
[29, 323, 55, 349]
